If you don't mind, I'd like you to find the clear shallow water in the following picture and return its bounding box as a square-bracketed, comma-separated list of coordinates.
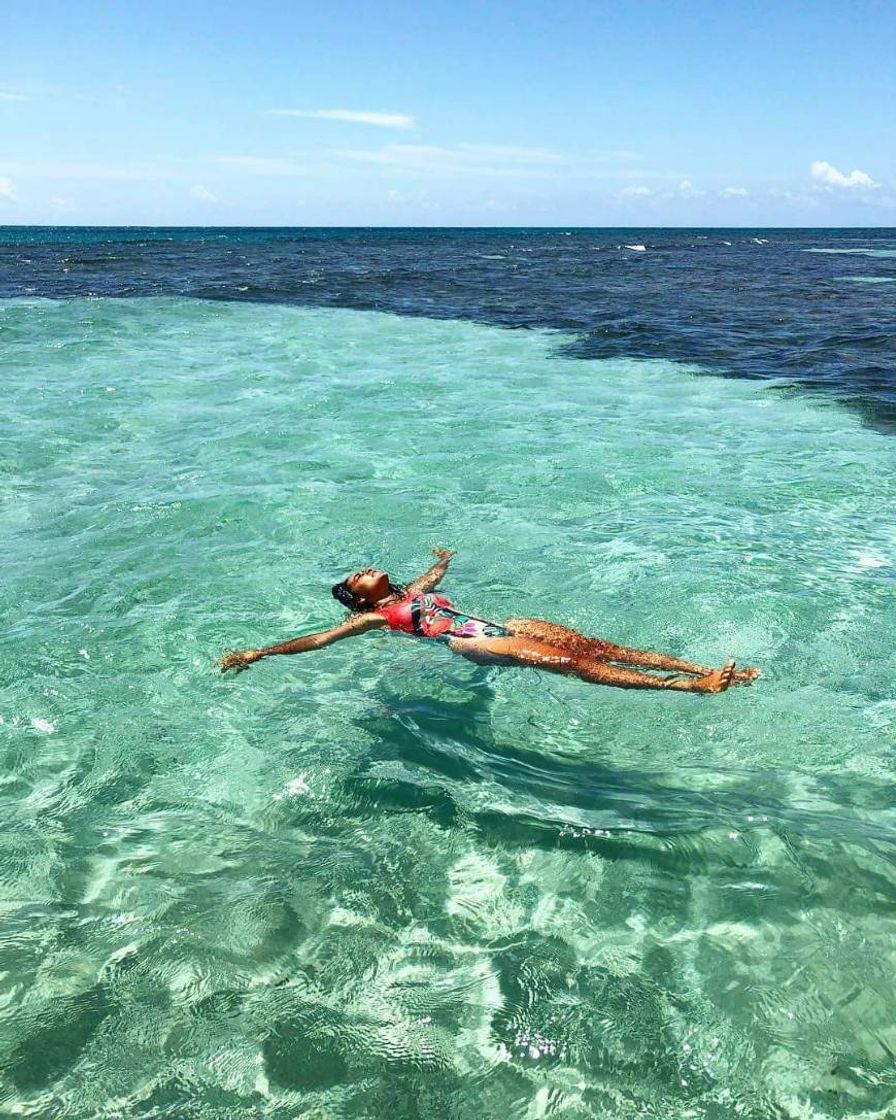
[3, 294, 896, 1117]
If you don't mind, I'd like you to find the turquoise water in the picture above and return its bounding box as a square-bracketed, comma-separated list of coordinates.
[804, 248, 896, 258]
[3, 296, 896, 1117]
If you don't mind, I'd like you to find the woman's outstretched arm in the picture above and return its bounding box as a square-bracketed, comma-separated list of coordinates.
[219, 612, 387, 672]
[405, 548, 456, 596]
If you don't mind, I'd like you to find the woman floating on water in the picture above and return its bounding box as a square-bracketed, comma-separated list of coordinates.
[220, 550, 759, 694]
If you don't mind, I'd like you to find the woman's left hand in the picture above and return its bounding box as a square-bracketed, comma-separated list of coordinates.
[433, 548, 456, 562]
[219, 648, 262, 673]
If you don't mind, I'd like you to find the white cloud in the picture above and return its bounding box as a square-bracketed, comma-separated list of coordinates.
[334, 143, 562, 177]
[213, 154, 331, 176]
[606, 148, 643, 161]
[457, 144, 562, 163]
[620, 184, 653, 197]
[7, 160, 179, 181]
[810, 160, 878, 189]
[0, 90, 28, 101]
[340, 143, 560, 164]
[719, 186, 749, 197]
[0, 177, 16, 201]
[212, 145, 689, 188]
[678, 179, 692, 191]
[267, 108, 414, 129]
[190, 184, 218, 202]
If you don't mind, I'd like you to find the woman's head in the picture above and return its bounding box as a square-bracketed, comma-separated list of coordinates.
[331, 568, 404, 612]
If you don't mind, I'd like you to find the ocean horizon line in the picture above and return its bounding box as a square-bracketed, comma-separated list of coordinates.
[1, 222, 895, 233]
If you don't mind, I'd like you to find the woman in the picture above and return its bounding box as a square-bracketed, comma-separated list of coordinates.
[220, 549, 759, 693]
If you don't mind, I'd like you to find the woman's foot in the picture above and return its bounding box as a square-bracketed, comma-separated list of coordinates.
[735, 666, 761, 682]
[692, 660, 737, 694]
[691, 665, 760, 686]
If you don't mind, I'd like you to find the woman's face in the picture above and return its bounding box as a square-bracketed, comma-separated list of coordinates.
[346, 568, 391, 606]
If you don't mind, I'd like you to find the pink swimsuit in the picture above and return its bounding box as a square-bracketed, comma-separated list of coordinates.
[376, 593, 507, 642]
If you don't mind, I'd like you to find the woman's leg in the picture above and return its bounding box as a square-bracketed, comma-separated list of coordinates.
[504, 617, 759, 681]
[449, 635, 736, 694]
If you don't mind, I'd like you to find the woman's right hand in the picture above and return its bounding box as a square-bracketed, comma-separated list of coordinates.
[219, 648, 262, 673]
[433, 548, 456, 562]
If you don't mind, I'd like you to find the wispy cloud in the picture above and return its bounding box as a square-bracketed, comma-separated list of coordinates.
[0, 177, 16, 201]
[620, 179, 714, 201]
[0, 90, 27, 102]
[4, 159, 181, 181]
[616, 178, 760, 204]
[213, 154, 332, 176]
[810, 160, 878, 189]
[267, 108, 414, 129]
[334, 143, 563, 177]
[190, 184, 218, 202]
[457, 144, 563, 163]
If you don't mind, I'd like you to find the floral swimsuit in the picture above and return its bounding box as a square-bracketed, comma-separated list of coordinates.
[375, 593, 508, 642]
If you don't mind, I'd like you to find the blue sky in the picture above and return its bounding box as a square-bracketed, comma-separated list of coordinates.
[2, 0, 894, 225]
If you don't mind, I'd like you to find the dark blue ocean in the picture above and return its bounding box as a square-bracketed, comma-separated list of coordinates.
[2, 225, 895, 428]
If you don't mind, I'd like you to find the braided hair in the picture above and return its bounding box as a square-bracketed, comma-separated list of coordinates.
[331, 575, 406, 613]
